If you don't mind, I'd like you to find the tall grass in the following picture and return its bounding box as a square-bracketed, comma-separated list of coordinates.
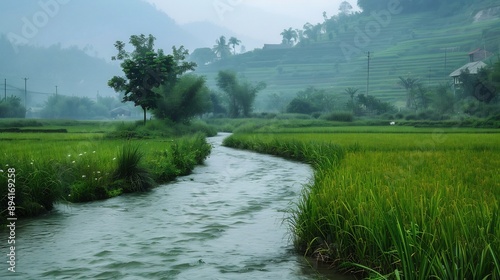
[0, 131, 212, 219]
[112, 144, 155, 193]
[223, 131, 500, 279]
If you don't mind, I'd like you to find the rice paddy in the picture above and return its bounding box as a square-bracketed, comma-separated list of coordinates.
[223, 127, 500, 279]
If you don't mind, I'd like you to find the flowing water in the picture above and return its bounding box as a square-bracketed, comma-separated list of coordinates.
[1, 133, 353, 280]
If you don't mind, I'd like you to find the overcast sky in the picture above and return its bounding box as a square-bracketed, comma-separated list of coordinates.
[146, 0, 355, 47]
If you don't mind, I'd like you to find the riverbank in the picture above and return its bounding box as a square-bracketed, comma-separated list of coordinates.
[0, 119, 214, 220]
[0, 133, 326, 279]
[223, 127, 500, 279]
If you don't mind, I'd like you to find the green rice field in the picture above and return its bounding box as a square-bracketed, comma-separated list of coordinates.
[223, 127, 500, 279]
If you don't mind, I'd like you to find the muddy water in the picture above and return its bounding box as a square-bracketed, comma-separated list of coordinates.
[1, 133, 352, 279]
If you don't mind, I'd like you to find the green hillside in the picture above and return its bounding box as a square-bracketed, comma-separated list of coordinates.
[194, 2, 500, 110]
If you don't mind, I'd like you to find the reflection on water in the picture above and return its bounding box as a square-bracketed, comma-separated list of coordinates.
[1, 133, 352, 280]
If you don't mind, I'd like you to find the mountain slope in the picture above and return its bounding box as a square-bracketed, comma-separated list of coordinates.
[0, 0, 200, 59]
[194, 3, 500, 110]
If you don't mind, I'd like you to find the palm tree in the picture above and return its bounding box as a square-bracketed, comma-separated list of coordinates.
[212, 36, 231, 60]
[398, 76, 419, 109]
[228, 37, 241, 55]
[345, 87, 359, 112]
[280, 28, 298, 45]
[345, 87, 359, 103]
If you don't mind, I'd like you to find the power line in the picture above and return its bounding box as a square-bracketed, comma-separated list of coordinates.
[2, 83, 52, 95]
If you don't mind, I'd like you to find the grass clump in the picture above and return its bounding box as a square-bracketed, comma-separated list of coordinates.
[112, 144, 155, 193]
[148, 133, 212, 181]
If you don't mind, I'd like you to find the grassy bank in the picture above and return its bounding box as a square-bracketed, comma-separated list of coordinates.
[223, 128, 500, 279]
[0, 120, 213, 219]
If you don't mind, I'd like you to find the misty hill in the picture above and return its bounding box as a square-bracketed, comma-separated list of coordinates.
[0, 0, 200, 59]
[194, 0, 500, 110]
[0, 35, 118, 108]
[0, 0, 208, 107]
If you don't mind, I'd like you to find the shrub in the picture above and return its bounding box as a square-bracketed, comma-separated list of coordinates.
[322, 112, 354, 122]
[0, 96, 26, 118]
[405, 114, 418, 120]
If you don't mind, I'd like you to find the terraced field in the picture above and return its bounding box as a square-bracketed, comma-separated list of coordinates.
[196, 7, 500, 109]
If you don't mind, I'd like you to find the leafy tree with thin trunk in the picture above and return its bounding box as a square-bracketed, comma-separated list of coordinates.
[213, 36, 231, 60]
[280, 28, 298, 45]
[228, 37, 241, 55]
[108, 34, 175, 125]
[345, 87, 359, 104]
[398, 76, 420, 109]
[216, 70, 266, 118]
[339, 1, 353, 15]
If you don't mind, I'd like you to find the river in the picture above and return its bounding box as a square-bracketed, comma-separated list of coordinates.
[1, 133, 353, 280]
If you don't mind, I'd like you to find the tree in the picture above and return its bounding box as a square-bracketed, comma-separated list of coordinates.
[302, 23, 323, 42]
[412, 83, 431, 110]
[213, 36, 231, 60]
[345, 87, 359, 104]
[398, 76, 420, 109]
[108, 34, 175, 125]
[228, 37, 241, 55]
[491, 61, 500, 91]
[458, 68, 496, 103]
[339, 1, 353, 15]
[190, 48, 216, 66]
[286, 98, 319, 114]
[356, 94, 396, 115]
[153, 74, 212, 123]
[429, 85, 454, 115]
[216, 70, 266, 118]
[0, 96, 25, 118]
[280, 28, 298, 45]
[344, 87, 359, 113]
[286, 87, 336, 114]
[40, 95, 108, 119]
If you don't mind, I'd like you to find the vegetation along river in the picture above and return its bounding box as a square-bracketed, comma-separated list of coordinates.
[1, 133, 352, 280]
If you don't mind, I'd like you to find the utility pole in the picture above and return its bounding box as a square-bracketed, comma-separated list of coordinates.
[428, 67, 432, 86]
[4, 79, 6, 101]
[367, 51, 371, 95]
[55, 85, 58, 95]
[444, 48, 447, 74]
[22, 77, 29, 108]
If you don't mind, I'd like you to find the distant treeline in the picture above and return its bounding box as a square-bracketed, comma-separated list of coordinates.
[357, 0, 490, 14]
